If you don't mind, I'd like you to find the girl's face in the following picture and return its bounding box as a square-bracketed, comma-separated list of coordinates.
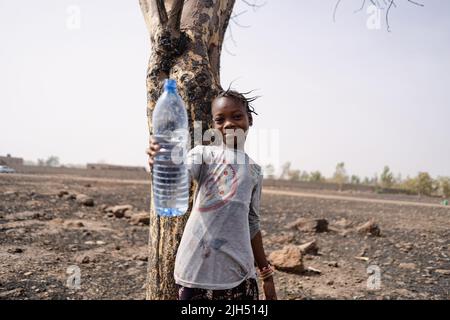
[211, 96, 252, 148]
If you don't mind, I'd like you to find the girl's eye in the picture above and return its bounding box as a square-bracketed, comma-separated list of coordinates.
[214, 118, 224, 123]
[233, 114, 242, 120]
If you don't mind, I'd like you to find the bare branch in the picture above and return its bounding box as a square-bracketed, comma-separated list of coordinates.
[241, 0, 266, 12]
[223, 40, 237, 56]
[231, 11, 251, 28]
[407, 0, 424, 7]
[231, 10, 248, 20]
[336, 0, 424, 31]
[386, 0, 395, 32]
[225, 0, 265, 51]
[354, 0, 366, 13]
[155, 0, 169, 25]
[333, 0, 342, 22]
[227, 26, 238, 48]
[168, 0, 185, 31]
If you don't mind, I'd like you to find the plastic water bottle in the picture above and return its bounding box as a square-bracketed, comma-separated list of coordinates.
[152, 79, 189, 217]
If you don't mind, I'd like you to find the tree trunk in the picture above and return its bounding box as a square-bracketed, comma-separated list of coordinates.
[139, 0, 236, 300]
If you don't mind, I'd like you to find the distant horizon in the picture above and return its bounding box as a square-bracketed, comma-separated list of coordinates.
[4, 152, 448, 181]
[1, 1, 449, 180]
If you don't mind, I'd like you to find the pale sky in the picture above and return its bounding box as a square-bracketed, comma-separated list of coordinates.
[1, 0, 449, 179]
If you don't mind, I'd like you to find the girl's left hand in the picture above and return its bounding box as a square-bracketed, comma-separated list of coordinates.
[263, 278, 277, 300]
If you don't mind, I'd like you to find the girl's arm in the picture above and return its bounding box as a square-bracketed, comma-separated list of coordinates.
[251, 231, 269, 270]
[248, 169, 277, 299]
[251, 231, 277, 300]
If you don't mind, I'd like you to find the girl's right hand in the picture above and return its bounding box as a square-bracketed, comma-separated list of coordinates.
[146, 136, 161, 171]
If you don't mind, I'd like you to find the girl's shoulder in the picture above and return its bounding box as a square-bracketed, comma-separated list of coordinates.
[249, 162, 262, 184]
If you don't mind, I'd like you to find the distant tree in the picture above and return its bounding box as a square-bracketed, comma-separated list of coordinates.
[263, 164, 275, 179]
[280, 162, 291, 180]
[380, 166, 394, 188]
[438, 177, 450, 198]
[310, 171, 324, 182]
[37, 159, 46, 166]
[350, 175, 361, 185]
[416, 172, 433, 196]
[363, 176, 370, 185]
[45, 156, 60, 167]
[370, 174, 379, 186]
[299, 171, 310, 182]
[288, 169, 300, 181]
[402, 175, 415, 192]
[395, 173, 403, 185]
[333, 162, 348, 190]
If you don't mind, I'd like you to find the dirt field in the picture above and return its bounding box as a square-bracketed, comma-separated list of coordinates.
[1, 171, 449, 300]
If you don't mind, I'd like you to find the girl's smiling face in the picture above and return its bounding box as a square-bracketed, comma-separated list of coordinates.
[211, 96, 252, 148]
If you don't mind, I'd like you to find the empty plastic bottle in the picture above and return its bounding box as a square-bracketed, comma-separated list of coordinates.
[152, 79, 189, 217]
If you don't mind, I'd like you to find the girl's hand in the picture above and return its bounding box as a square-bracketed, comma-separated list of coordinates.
[146, 137, 160, 171]
[263, 277, 277, 300]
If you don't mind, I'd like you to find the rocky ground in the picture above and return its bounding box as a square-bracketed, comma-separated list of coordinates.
[0, 172, 449, 300]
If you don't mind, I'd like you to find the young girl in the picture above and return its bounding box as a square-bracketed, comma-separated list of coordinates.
[147, 89, 277, 300]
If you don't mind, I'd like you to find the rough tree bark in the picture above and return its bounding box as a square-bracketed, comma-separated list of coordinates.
[139, 0, 236, 300]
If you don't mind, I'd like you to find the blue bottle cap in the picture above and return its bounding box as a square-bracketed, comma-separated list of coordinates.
[164, 79, 177, 92]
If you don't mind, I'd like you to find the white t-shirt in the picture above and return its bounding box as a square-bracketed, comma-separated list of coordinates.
[174, 144, 263, 290]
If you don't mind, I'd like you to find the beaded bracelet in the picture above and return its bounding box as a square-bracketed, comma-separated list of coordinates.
[260, 271, 274, 281]
[258, 264, 275, 281]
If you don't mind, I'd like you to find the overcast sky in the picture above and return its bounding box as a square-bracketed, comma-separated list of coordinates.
[1, 0, 449, 179]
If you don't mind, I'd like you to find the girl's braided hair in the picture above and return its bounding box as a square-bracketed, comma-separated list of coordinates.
[216, 85, 259, 117]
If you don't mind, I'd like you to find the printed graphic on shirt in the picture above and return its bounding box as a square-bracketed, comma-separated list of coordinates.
[198, 164, 238, 212]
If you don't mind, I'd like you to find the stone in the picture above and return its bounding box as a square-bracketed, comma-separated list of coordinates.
[356, 220, 381, 237]
[399, 263, 417, 270]
[268, 245, 304, 273]
[334, 218, 353, 228]
[435, 269, 450, 276]
[76, 194, 94, 207]
[73, 212, 85, 219]
[7, 248, 24, 254]
[58, 190, 69, 197]
[326, 261, 339, 268]
[64, 221, 85, 228]
[5, 211, 40, 221]
[268, 233, 295, 244]
[0, 288, 24, 298]
[3, 191, 19, 197]
[130, 212, 150, 225]
[298, 240, 319, 255]
[106, 205, 133, 218]
[76, 253, 99, 264]
[133, 254, 148, 262]
[287, 218, 329, 233]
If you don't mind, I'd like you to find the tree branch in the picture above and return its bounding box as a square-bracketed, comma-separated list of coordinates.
[335, 0, 424, 32]
[386, 0, 395, 32]
[241, 0, 266, 12]
[354, 0, 366, 13]
[333, 0, 342, 22]
[168, 0, 185, 31]
[155, 0, 169, 25]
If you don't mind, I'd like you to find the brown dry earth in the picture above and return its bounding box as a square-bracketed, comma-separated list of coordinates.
[0, 172, 449, 300]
